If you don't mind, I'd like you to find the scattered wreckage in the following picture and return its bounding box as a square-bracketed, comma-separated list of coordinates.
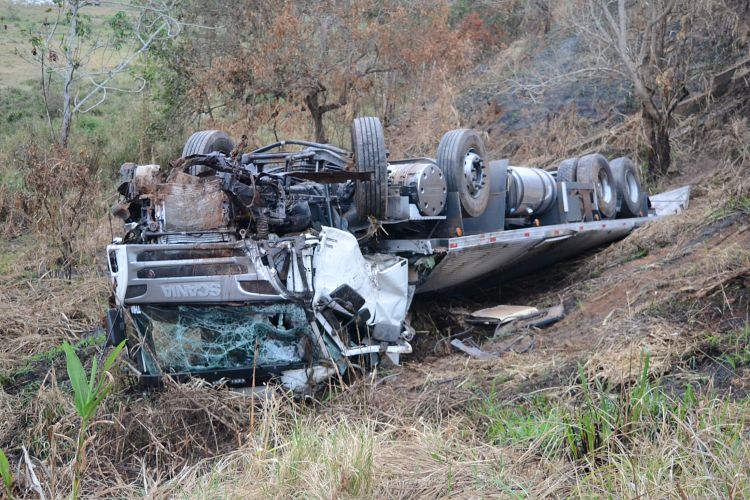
[105, 117, 689, 393]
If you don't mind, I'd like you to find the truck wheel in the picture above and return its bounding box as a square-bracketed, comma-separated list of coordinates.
[610, 157, 645, 217]
[436, 129, 490, 217]
[557, 157, 578, 182]
[182, 130, 234, 157]
[352, 117, 388, 219]
[576, 153, 617, 219]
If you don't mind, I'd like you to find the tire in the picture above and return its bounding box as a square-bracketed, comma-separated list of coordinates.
[576, 153, 617, 219]
[182, 130, 234, 157]
[436, 129, 490, 217]
[556, 157, 578, 182]
[610, 157, 645, 217]
[351, 117, 388, 219]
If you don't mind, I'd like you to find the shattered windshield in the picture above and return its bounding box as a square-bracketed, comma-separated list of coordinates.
[131, 304, 316, 373]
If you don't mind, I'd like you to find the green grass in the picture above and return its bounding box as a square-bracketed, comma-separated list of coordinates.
[626, 245, 649, 262]
[476, 351, 750, 496]
[482, 394, 567, 455]
[479, 353, 702, 461]
[705, 325, 750, 371]
[706, 195, 750, 224]
[0, 1, 184, 171]
[0, 0, 124, 88]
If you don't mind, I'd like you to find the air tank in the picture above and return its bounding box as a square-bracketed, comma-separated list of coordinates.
[506, 166, 557, 217]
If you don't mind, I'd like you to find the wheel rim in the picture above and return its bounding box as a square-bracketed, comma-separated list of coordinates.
[463, 150, 485, 198]
[598, 169, 613, 205]
[626, 171, 640, 203]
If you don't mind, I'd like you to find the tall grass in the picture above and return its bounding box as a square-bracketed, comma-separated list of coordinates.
[478, 352, 750, 497]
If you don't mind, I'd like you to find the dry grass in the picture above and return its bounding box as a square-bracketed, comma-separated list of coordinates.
[559, 198, 750, 386]
[0, 273, 109, 369]
[152, 413, 509, 499]
[3, 361, 750, 498]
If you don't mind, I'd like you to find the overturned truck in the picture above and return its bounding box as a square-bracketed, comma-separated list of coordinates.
[106, 117, 687, 392]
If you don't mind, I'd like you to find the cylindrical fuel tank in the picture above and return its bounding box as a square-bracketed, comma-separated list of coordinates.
[506, 166, 557, 216]
[389, 162, 448, 216]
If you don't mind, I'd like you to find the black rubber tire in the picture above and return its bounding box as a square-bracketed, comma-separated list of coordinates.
[182, 130, 234, 157]
[556, 157, 578, 182]
[351, 117, 388, 219]
[436, 129, 490, 217]
[576, 153, 617, 219]
[610, 157, 645, 217]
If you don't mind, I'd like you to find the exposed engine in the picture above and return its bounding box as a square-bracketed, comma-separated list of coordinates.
[113, 142, 367, 244]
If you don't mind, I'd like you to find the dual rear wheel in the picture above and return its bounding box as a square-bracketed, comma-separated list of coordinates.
[555, 154, 645, 219]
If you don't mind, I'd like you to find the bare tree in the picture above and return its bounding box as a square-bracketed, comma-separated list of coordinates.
[204, 0, 471, 144]
[22, 0, 182, 147]
[579, 0, 691, 177]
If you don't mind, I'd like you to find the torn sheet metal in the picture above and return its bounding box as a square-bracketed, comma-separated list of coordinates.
[451, 333, 536, 359]
[156, 173, 228, 231]
[492, 305, 566, 338]
[110, 227, 413, 393]
[450, 338, 498, 359]
[312, 227, 408, 328]
[649, 185, 690, 216]
[469, 305, 539, 324]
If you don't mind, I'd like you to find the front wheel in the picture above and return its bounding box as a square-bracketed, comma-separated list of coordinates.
[351, 117, 388, 219]
[182, 130, 234, 157]
[182, 130, 235, 176]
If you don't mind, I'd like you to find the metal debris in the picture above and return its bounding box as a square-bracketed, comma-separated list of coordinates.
[493, 304, 565, 339]
[450, 338, 498, 359]
[468, 304, 540, 324]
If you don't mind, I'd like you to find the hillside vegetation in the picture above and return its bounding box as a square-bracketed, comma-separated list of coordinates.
[0, 0, 749, 497]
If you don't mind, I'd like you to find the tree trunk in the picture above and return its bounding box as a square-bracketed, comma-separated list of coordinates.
[60, 0, 80, 148]
[642, 109, 671, 179]
[60, 75, 74, 147]
[304, 92, 327, 144]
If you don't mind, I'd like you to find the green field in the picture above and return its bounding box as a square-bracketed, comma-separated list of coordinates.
[0, 0, 124, 88]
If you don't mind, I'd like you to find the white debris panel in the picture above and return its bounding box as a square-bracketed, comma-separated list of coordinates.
[312, 227, 409, 328]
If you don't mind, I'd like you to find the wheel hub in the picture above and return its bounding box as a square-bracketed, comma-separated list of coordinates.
[626, 171, 639, 203]
[463, 151, 484, 197]
[597, 169, 613, 205]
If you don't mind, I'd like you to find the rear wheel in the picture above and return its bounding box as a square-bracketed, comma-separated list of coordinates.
[556, 157, 578, 182]
[182, 130, 234, 157]
[351, 117, 388, 219]
[610, 157, 645, 217]
[436, 129, 490, 217]
[576, 153, 617, 219]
